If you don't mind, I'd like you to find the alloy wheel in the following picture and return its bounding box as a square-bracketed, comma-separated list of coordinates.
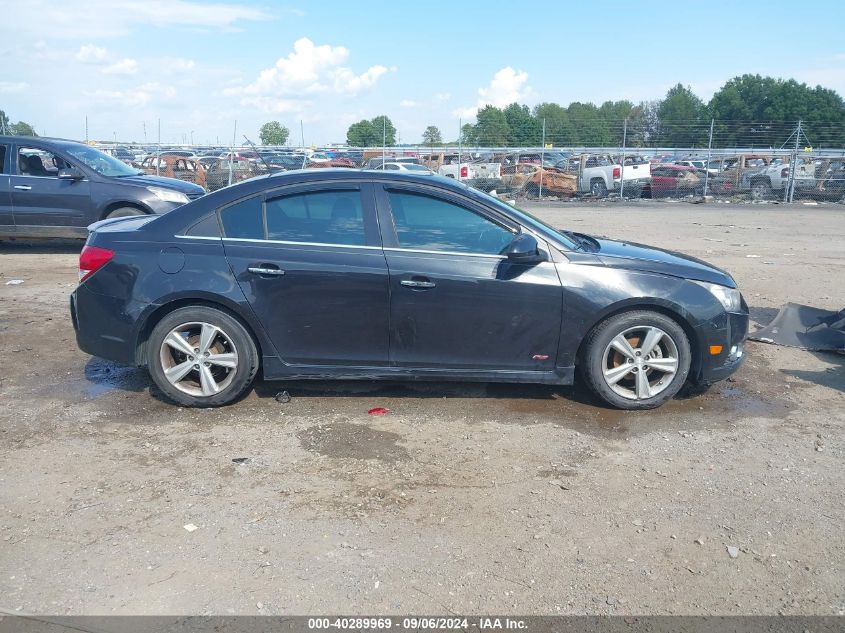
[158, 322, 239, 397]
[601, 325, 679, 400]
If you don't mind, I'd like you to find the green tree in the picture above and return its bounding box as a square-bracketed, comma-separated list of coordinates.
[370, 115, 396, 146]
[422, 125, 442, 148]
[709, 74, 845, 147]
[503, 103, 539, 146]
[626, 101, 661, 147]
[346, 115, 397, 147]
[346, 120, 378, 146]
[474, 105, 510, 146]
[459, 123, 478, 146]
[533, 102, 577, 146]
[656, 84, 707, 147]
[566, 102, 609, 146]
[0, 110, 37, 136]
[258, 121, 290, 145]
[0, 109, 9, 135]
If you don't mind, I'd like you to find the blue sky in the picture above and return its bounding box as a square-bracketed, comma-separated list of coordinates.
[1, 0, 844, 145]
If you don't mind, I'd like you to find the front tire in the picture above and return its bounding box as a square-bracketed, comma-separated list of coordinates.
[581, 310, 691, 410]
[106, 206, 144, 219]
[147, 306, 259, 407]
[750, 179, 772, 200]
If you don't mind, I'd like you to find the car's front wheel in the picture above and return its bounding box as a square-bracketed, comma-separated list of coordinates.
[582, 310, 691, 410]
[147, 306, 259, 407]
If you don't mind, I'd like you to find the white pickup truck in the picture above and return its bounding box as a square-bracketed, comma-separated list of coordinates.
[560, 154, 651, 197]
[438, 161, 504, 192]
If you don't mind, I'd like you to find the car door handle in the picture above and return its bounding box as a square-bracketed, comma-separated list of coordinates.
[400, 279, 436, 289]
[248, 266, 285, 277]
[14, 185, 32, 191]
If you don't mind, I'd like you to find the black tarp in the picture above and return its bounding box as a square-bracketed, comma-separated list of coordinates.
[749, 303, 845, 351]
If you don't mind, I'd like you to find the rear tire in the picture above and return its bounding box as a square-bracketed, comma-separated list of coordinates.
[581, 310, 691, 410]
[590, 179, 608, 197]
[147, 306, 259, 407]
[750, 179, 772, 200]
[106, 206, 144, 219]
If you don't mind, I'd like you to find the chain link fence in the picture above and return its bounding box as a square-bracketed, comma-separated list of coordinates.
[89, 118, 845, 202]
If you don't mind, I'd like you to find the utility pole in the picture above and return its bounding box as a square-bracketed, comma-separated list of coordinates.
[85, 115, 89, 144]
[458, 118, 462, 172]
[228, 120, 237, 186]
[300, 120, 305, 148]
[619, 119, 628, 199]
[382, 118, 386, 164]
[157, 118, 161, 176]
[539, 117, 546, 198]
[787, 120, 801, 203]
[703, 118, 714, 197]
[142, 120, 147, 144]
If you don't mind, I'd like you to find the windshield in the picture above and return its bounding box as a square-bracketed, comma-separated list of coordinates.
[403, 164, 431, 172]
[471, 188, 580, 251]
[64, 144, 139, 177]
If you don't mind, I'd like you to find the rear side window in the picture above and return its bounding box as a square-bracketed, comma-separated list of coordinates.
[0, 145, 6, 173]
[220, 196, 263, 239]
[265, 189, 365, 246]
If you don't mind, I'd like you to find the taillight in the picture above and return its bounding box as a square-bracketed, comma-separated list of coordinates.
[613, 166, 621, 179]
[460, 165, 468, 178]
[79, 245, 114, 283]
[781, 167, 789, 178]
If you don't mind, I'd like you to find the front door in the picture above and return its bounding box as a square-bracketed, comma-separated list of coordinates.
[221, 183, 390, 367]
[377, 184, 563, 371]
[10, 144, 91, 229]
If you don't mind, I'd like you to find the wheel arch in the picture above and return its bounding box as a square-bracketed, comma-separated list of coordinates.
[133, 295, 267, 369]
[574, 298, 703, 380]
[100, 200, 151, 221]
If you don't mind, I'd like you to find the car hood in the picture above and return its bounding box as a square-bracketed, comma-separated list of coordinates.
[111, 174, 205, 194]
[588, 235, 736, 287]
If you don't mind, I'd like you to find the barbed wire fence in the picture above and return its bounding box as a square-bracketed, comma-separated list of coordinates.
[80, 116, 845, 202]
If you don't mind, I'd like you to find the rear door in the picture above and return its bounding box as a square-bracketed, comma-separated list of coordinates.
[221, 182, 390, 367]
[376, 183, 563, 371]
[0, 142, 12, 231]
[10, 143, 91, 230]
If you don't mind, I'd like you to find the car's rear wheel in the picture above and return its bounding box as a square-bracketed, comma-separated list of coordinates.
[590, 179, 608, 197]
[750, 179, 772, 200]
[147, 306, 259, 407]
[106, 206, 145, 219]
[582, 310, 691, 410]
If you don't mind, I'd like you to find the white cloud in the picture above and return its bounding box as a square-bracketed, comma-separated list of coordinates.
[0, 81, 30, 94]
[75, 45, 109, 63]
[3, 0, 272, 38]
[83, 81, 176, 108]
[455, 66, 531, 118]
[400, 99, 417, 108]
[163, 57, 196, 73]
[435, 92, 451, 102]
[226, 37, 390, 113]
[101, 58, 139, 75]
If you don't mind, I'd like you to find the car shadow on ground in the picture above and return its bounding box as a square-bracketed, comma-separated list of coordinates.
[82, 356, 615, 409]
[0, 239, 84, 254]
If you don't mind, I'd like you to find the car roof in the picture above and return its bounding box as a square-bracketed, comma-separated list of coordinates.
[0, 135, 85, 148]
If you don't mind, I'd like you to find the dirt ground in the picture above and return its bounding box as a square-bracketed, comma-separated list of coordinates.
[0, 201, 843, 616]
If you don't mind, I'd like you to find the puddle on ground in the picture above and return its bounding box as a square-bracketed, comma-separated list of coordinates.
[83, 358, 150, 398]
[297, 422, 409, 462]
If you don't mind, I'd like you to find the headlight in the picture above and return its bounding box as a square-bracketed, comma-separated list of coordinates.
[692, 280, 742, 312]
[147, 186, 189, 204]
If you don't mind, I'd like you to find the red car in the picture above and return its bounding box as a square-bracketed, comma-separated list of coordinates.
[644, 164, 705, 198]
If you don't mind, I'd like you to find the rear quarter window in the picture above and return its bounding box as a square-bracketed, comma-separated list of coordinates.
[219, 196, 264, 240]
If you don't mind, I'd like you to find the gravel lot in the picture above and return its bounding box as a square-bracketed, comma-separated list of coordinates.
[0, 201, 843, 616]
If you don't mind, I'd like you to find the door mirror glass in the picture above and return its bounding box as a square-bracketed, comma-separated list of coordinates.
[505, 233, 545, 263]
[58, 167, 84, 180]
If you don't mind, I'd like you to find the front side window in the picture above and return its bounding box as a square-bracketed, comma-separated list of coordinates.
[18, 147, 68, 177]
[265, 189, 365, 246]
[387, 190, 514, 255]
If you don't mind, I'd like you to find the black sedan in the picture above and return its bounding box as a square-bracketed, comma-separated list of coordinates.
[71, 170, 748, 410]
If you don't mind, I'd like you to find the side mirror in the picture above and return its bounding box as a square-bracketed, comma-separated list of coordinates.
[505, 233, 546, 264]
[58, 167, 84, 181]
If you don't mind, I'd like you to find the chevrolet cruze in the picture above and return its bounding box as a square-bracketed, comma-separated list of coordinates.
[71, 170, 748, 409]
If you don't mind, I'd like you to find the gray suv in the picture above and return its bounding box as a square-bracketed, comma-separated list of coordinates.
[0, 135, 205, 239]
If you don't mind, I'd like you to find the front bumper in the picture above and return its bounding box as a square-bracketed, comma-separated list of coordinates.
[692, 306, 750, 386]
